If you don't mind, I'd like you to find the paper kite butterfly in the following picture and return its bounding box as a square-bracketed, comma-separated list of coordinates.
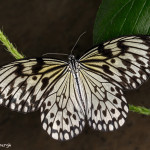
[0, 35, 150, 141]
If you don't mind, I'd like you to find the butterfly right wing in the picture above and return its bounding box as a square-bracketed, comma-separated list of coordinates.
[80, 36, 150, 90]
[79, 66, 128, 131]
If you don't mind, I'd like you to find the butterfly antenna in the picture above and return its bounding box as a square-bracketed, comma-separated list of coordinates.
[42, 53, 68, 56]
[70, 31, 86, 55]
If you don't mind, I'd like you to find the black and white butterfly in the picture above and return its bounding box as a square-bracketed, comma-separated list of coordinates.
[0, 35, 150, 141]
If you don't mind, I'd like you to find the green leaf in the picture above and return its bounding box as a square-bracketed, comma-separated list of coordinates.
[93, 0, 150, 45]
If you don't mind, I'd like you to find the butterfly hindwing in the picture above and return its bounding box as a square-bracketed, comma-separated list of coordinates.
[0, 58, 67, 113]
[41, 70, 85, 141]
[80, 36, 150, 90]
[79, 66, 128, 131]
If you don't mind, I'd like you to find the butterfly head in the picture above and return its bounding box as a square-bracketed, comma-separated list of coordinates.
[68, 54, 75, 61]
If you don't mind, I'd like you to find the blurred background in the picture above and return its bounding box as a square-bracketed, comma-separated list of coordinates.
[0, 0, 150, 150]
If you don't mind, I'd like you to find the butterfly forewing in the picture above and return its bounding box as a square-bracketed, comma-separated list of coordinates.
[0, 58, 67, 113]
[79, 36, 150, 90]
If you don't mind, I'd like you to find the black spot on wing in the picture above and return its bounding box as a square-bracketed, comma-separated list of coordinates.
[73, 114, 76, 120]
[111, 59, 116, 63]
[98, 43, 113, 57]
[97, 103, 101, 110]
[136, 59, 146, 66]
[56, 120, 60, 125]
[49, 122, 53, 127]
[111, 109, 115, 114]
[117, 40, 128, 54]
[41, 77, 49, 90]
[102, 110, 107, 117]
[94, 110, 97, 116]
[111, 87, 115, 92]
[50, 113, 54, 118]
[47, 101, 51, 106]
[102, 49, 113, 57]
[98, 43, 104, 51]
[121, 59, 131, 67]
[32, 58, 44, 74]
[102, 65, 113, 75]
[67, 111, 72, 117]
[139, 35, 150, 45]
[113, 99, 118, 104]
[15, 64, 24, 75]
[32, 76, 37, 80]
[64, 118, 69, 125]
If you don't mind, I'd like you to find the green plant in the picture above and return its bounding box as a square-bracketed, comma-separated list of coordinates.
[0, 30, 24, 59]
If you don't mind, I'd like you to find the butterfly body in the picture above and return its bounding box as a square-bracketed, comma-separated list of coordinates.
[68, 54, 86, 115]
[0, 35, 150, 141]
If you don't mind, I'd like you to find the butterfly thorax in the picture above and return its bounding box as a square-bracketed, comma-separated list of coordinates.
[68, 55, 78, 72]
[68, 55, 81, 80]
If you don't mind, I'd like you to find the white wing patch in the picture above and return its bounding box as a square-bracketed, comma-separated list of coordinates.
[41, 71, 85, 141]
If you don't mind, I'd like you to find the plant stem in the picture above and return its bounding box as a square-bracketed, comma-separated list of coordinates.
[0, 29, 150, 115]
[0, 30, 24, 59]
[129, 104, 150, 115]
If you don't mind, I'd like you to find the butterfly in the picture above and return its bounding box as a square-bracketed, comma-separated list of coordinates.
[0, 35, 150, 141]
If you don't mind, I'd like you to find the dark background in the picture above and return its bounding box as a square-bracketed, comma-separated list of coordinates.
[0, 0, 150, 150]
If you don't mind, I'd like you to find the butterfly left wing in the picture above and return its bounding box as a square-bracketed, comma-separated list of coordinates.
[40, 70, 85, 141]
[0, 57, 85, 141]
[0, 58, 67, 113]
